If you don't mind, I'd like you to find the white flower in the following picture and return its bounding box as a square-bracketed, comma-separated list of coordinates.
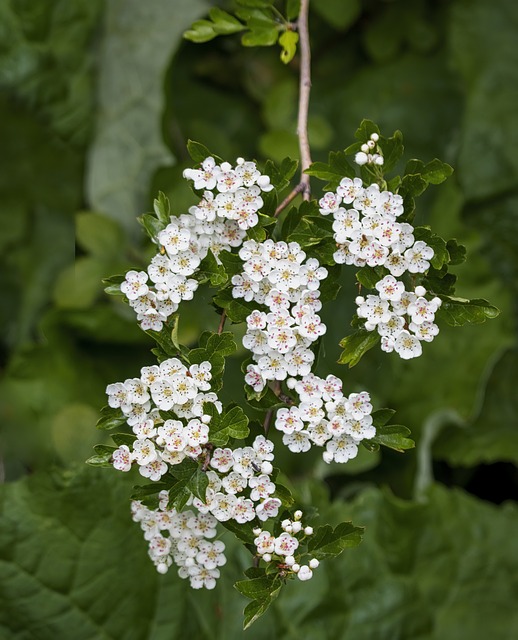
[336, 177, 363, 203]
[404, 241, 434, 273]
[210, 493, 237, 522]
[139, 456, 168, 481]
[249, 475, 276, 501]
[252, 435, 275, 461]
[275, 407, 304, 434]
[158, 223, 191, 257]
[326, 435, 358, 463]
[210, 447, 234, 473]
[132, 438, 157, 466]
[274, 532, 299, 556]
[255, 497, 282, 521]
[394, 330, 423, 359]
[183, 156, 221, 190]
[375, 275, 405, 302]
[121, 270, 149, 300]
[283, 431, 312, 453]
[112, 445, 132, 472]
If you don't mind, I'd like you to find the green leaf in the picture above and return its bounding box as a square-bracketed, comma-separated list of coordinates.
[183, 19, 219, 43]
[234, 575, 276, 600]
[213, 288, 260, 323]
[186, 467, 209, 502]
[138, 213, 166, 242]
[305, 150, 355, 190]
[378, 129, 404, 173]
[186, 139, 215, 163]
[209, 7, 244, 35]
[399, 173, 429, 198]
[217, 251, 244, 279]
[446, 239, 467, 265]
[437, 296, 500, 326]
[264, 156, 299, 191]
[421, 158, 454, 184]
[208, 404, 250, 446]
[371, 408, 396, 427]
[242, 25, 279, 48]
[145, 319, 183, 358]
[153, 191, 171, 225]
[356, 265, 387, 289]
[86, 444, 115, 467]
[308, 522, 364, 559]
[111, 433, 136, 447]
[96, 406, 127, 431]
[197, 250, 227, 286]
[369, 425, 415, 452]
[338, 330, 380, 367]
[279, 30, 299, 64]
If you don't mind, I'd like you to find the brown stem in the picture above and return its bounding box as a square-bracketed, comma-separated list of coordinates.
[274, 182, 305, 218]
[217, 310, 226, 335]
[297, 0, 312, 201]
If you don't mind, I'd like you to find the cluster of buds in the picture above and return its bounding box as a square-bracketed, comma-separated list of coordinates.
[354, 132, 384, 166]
[253, 510, 320, 582]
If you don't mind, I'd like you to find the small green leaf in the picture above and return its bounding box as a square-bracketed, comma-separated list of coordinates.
[446, 239, 467, 265]
[354, 119, 381, 142]
[399, 173, 429, 198]
[308, 522, 364, 558]
[184, 19, 219, 43]
[208, 404, 250, 446]
[86, 444, 115, 467]
[242, 26, 279, 47]
[279, 30, 299, 64]
[218, 251, 244, 279]
[338, 330, 380, 367]
[111, 433, 135, 447]
[153, 192, 171, 225]
[235, 575, 276, 600]
[208, 7, 244, 35]
[137, 213, 166, 242]
[437, 296, 500, 326]
[186, 140, 215, 163]
[96, 406, 127, 431]
[369, 424, 415, 452]
[378, 130, 404, 173]
[422, 158, 454, 184]
[187, 467, 209, 502]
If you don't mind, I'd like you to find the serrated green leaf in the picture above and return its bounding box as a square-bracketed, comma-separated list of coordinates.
[153, 191, 171, 225]
[446, 239, 467, 265]
[308, 522, 364, 558]
[338, 330, 380, 367]
[356, 265, 387, 289]
[243, 592, 281, 630]
[138, 213, 166, 242]
[370, 425, 414, 452]
[273, 482, 294, 507]
[235, 575, 276, 600]
[218, 251, 244, 279]
[279, 30, 299, 64]
[197, 250, 227, 286]
[213, 288, 260, 323]
[354, 119, 381, 142]
[220, 518, 257, 544]
[399, 173, 429, 198]
[209, 404, 250, 446]
[437, 296, 500, 326]
[422, 158, 454, 184]
[85, 445, 114, 467]
[378, 130, 404, 173]
[96, 406, 127, 431]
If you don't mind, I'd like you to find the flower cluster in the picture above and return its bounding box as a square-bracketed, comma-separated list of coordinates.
[192, 435, 282, 524]
[120, 157, 273, 332]
[132, 493, 226, 589]
[354, 132, 384, 166]
[319, 176, 439, 358]
[356, 281, 442, 359]
[275, 372, 375, 463]
[253, 510, 319, 581]
[108, 357, 221, 480]
[232, 239, 328, 393]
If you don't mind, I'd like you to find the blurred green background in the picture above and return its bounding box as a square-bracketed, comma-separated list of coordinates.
[1, 0, 518, 638]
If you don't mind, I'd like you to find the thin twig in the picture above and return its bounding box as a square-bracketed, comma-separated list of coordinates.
[217, 310, 226, 334]
[297, 0, 312, 201]
[274, 182, 304, 218]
